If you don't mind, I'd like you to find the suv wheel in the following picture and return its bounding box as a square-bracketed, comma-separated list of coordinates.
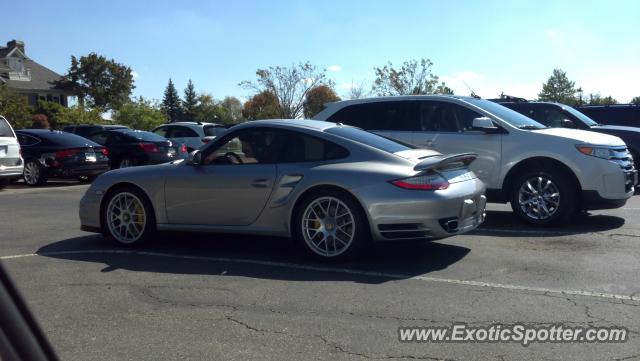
[293, 190, 368, 260]
[510, 168, 577, 226]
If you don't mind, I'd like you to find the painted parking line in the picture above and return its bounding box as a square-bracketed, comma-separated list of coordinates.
[473, 228, 577, 235]
[1, 249, 638, 302]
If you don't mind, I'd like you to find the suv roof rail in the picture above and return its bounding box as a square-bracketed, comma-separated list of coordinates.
[489, 94, 529, 103]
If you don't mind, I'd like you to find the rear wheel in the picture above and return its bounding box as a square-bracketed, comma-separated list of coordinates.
[23, 159, 46, 186]
[293, 190, 368, 260]
[509, 168, 577, 226]
[101, 186, 155, 246]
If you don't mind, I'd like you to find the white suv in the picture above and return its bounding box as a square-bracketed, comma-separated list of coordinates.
[152, 122, 227, 151]
[0, 115, 23, 189]
[315, 96, 637, 225]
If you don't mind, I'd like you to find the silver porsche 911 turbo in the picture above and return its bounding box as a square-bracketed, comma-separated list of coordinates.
[79, 119, 486, 259]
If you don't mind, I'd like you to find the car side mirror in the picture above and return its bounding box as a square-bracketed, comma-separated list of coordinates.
[186, 150, 202, 166]
[472, 117, 499, 132]
[561, 119, 576, 128]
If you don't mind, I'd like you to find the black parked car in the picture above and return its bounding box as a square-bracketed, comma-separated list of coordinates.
[491, 100, 640, 169]
[15, 129, 110, 186]
[62, 124, 129, 138]
[88, 129, 187, 169]
[577, 104, 640, 127]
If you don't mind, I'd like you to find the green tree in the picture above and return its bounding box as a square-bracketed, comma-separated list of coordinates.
[242, 91, 281, 120]
[34, 101, 64, 128]
[193, 94, 225, 123]
[162, 79, 182, 122]
[113, 97, 166, 130]
[372, 58, 442, 96]
[218, 96, 244, 124]
[240, 62, 331, 118]
[183, 79, 198, 120]
[435, 82, 454, 95]
[64, 53, 135, 110]
[0, 86, 32, 129]
[587, 94, 618, 105]
[538, 69, 578, 105]
[629, 96, 640, 105]
[56, 106, 104, 127]
[303, 85, 341, 118]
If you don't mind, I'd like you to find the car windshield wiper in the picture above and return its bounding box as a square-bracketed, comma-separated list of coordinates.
[518, 125, 545, 130]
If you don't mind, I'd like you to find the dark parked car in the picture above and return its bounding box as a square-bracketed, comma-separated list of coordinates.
[15, 129, 110, 186]
[577, 104, 640, 127]
[88, 129, 187, 169]
[492, 100, 640, 169]
[62, 124, 129, 138]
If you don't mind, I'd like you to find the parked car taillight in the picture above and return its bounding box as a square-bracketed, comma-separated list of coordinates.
[55, 149, 81, 159]
[180, 144, 187, 153]
[138, 143, 159, 153]
[100, 148, 109, 156]
[390, 173, 449, 190]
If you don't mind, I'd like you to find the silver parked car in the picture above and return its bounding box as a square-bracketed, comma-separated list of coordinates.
[79, 120, 486, 259]
[152, 122, 227, 151]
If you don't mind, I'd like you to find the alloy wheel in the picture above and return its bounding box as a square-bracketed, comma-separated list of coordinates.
[23, 161, 40, 185]
[518, 176, 561, 220]
[301, 196, 355, 257]
[106, 192, 147, 244]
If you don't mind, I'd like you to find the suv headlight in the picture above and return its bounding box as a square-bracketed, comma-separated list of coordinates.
[576, 145, 624, 160]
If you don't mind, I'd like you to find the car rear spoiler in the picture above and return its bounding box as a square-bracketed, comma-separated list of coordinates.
[414, 153, 477, 172]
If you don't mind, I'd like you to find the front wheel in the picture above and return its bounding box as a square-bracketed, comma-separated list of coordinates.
[509, 168, 577, 226]
[293, 190, 368, 260]
[101, 186, 155, 246]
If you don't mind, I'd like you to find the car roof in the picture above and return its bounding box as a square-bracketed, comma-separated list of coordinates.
[17, 129, 66, 135]
[231, 119, 342, 132]
[164, 121, 221, 126]
[325, 94, 474, 107]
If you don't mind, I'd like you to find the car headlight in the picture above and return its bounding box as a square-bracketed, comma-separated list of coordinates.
[575, 145, 623, 160]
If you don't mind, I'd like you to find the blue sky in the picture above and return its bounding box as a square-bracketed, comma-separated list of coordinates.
[4, 0, 640, 102]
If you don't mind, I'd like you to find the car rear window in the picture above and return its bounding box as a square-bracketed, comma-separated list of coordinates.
[0, 117, 15, 138]
[325, 126, 414, 154]
[204, 125, 225, 137]
[118, 130, 167, 141]
[31, 131, 100, 147]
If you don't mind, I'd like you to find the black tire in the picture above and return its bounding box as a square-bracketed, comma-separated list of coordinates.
[118, 157, 135, 169]
[292, 189, 369, 261]
[23, 159, 47, 186]
[100, 185, 156, 246]
[77, 175, 97, 183]
[509, 167, 578, 226]
[0, 179, 9, 190]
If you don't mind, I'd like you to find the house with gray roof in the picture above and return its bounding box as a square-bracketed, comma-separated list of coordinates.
[0, 40, 72, 107]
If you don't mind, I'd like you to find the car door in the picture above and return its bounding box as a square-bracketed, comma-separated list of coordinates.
[412, 100, 503, 187]
[163, 128, 280, 226]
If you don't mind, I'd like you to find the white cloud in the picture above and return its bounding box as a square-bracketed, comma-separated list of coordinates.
[339, 82, 354, 90]
[327, 65, 342, 72]
[440, 71, 539, 99]
[545, 29, 565, 45]
[578, 68, 640, 103]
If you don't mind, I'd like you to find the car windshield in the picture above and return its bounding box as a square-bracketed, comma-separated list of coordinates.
[563, 105, 600, 126]
[466, 98, 547, 129]
[118, 130, 166, 141]
[325, 126, 415, 153]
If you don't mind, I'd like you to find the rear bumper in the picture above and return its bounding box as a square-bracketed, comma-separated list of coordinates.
[48, 162, 110, 178]
[0, 165, 23, 179]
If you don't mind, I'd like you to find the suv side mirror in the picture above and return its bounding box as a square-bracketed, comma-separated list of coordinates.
[472, 117, 499, 132]
[186, 150, 202, 166]
[561, 119, 576, 128]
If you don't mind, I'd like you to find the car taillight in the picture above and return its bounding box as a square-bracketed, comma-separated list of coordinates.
[139, 143, 159, 153]
[100, 148, 109, 156]
[180, 144, 187, 153]
[55, 149, 81, 159]
[391, 173, 449, 190]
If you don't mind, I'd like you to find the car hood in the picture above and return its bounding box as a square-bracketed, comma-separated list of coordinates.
[532, 128, 625, 146]
[591, 125, 640, 134]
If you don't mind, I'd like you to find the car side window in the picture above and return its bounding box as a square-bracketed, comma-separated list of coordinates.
[17, 134, 40, 146]
[278, 131, 349, 163]
[419, 101, 460, 132]
[326, 104, 371, 129]
[453, 104, 484, 132]
[202, 129, 281, 165]
[153, 126, 168, 137]
[90, 132, 109, 145]
[542, 107, 566, 128]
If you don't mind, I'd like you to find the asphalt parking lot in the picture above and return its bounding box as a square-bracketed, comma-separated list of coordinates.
[1, 181, 640, 361]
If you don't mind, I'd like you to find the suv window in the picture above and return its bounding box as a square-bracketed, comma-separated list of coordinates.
[419, 101, 467, 132]
[89, 132, 109, 145]
[168, 126, 198, 138]
[327, 102, 418, 131]
[204, 125, 225, 137]
[153, 126, 169, 137]
[278, 131, 349, 163]
[0, 117, 15, 138]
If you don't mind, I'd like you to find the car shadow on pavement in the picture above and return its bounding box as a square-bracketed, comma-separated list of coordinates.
[472, 210, 625, 237]
[36, 233, 471, 284]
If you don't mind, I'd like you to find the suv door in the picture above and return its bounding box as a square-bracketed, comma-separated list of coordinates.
[167, 125, 200, 151]
[413, 100, 503, 187]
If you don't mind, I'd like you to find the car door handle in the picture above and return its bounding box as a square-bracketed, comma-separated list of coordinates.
[251, 179, 270, 188]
